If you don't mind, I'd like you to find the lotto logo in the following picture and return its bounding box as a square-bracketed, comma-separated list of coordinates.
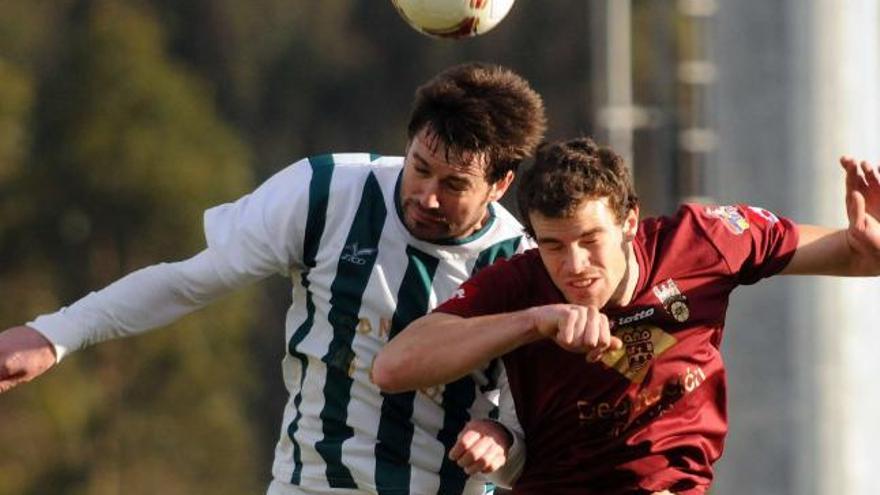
[617, 307, 655, 326]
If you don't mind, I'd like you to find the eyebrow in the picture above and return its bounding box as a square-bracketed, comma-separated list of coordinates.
[412, 151, 430, 167]
[536, 227, 604, 243]
[443, 176, 471, 187]
[412, 151, 479, 183]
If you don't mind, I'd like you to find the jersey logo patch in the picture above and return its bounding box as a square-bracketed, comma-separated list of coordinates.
[652, 279, 690, 322]
[600, 324, 677, 383]
[616, 307, 655, 327]
[704, 205, 750, 235]
[341, 242, 377, 265]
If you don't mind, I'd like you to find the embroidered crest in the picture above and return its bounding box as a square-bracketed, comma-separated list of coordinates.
[652, 279, 690, 323]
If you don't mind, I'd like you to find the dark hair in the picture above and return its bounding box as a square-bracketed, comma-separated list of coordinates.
[407, 62, 547, 183]
[517, 137, 639, 237]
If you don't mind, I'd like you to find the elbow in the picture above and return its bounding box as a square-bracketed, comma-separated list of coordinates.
[370, 350, 414, 394]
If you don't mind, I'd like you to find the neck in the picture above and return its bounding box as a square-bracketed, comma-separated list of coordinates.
[455, 200, 493, 240]
[466, 208, 491, 237]
[611, 242, 640, 307]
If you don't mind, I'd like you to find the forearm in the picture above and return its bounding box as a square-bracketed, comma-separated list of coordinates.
[783, 226, 880, 276]
[373, 311, 541, 393]
[28, 249, 252, 361]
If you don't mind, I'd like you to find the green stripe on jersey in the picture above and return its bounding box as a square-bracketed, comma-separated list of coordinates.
[303, 155, 335, 264]
[436, 378, 477, 494]
[315, 171, 387, 488]
[472, 236, 522, 273]
[375, 246, 440, 494]
[287, 155, 334, 484]
[470, 238, 521, 423]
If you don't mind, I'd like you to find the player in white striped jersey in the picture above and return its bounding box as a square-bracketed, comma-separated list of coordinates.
[0, 63, 546, 494]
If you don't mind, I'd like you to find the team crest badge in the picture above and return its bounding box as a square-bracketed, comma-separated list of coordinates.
[704, 205, 749, 235]
[600, 325, 677, 383]
[652, 278, 690, 323]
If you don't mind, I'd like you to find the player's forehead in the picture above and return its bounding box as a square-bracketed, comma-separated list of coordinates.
[531, 197, 618, 238]
[408, 127, 489, 181]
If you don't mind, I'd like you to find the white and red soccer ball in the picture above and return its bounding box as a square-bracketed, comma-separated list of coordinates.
[391, 0, 516, 39]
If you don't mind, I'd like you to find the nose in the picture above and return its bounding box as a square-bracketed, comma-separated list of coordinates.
[564, 246, 590, 274]
[417, 179, 441, 210]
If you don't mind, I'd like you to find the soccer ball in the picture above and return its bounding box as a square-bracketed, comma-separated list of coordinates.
[391, 0, 516, 39]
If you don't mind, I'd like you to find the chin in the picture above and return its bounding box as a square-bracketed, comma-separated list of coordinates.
[565, 289, 608, 308]
[406, 221, 449, 242]
[567, 294, 601, 307]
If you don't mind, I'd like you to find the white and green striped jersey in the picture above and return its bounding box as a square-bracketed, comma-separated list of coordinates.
[204, 153, 530, 495]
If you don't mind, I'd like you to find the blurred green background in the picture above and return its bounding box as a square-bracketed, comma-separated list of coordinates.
[0, 1, 625, 493]
[5, 1, 877, 494]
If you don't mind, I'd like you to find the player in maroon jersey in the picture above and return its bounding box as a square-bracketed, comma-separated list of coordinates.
[372, 137, 880, 494]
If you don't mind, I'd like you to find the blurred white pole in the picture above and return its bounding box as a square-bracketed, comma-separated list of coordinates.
[796, 1, 880, 494]
[675, 0, 717, 203]
[601, 0, 635, 170]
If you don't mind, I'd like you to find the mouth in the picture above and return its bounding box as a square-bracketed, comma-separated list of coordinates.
[567, 277, 601, 291]
[408, 204, 446, 227]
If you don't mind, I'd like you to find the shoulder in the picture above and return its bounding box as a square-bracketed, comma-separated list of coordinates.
[638, 203, 796, 280]
[475, 248, 544, 282]
[289, 152, 403, 183]
[437, 249, 549, 316]
[640, 203, 749, 244]
[271, 153, 403, 207]
[671, 203, 794, 247]
[483, 201, 529, 243]
[634, 205, 731, 276]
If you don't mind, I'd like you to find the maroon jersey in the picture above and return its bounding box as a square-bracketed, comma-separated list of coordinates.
[436, 204, 799, 494]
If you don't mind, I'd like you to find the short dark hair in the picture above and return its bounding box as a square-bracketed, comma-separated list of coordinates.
[517, 137, 639, 237]
[407, 62, 547, 183]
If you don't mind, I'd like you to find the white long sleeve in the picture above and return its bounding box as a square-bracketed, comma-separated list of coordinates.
[28, 248, 262, 362]
[28, 158, 321, 362]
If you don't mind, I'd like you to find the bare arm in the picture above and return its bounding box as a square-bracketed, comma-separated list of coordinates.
[372, 311, 537, 393]
[782, 157, 880, 276]
[372, 304, 622, 393]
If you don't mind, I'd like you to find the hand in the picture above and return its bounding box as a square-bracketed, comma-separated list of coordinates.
[526, 304, 623, 360]
[840, 156, 880, 274]
[0, 326, 57, 394]
[449, 419, 511, 475]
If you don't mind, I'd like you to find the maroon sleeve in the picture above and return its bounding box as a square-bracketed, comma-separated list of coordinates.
[435, 252, 530, 318]
[690, 203, 799, 285]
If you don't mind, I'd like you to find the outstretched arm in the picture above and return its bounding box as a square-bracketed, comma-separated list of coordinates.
[372, 304, 622, 393]
[0, 248, 256, 394]
[782, 157, 880, 276]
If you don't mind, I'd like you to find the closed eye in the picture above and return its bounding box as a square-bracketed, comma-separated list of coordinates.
[538, 240, 563, 252]
[443, 180, 469, 193]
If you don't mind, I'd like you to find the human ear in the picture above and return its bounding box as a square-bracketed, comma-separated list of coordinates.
[623, 206, 640, 241]
[488, 170, 515, 202]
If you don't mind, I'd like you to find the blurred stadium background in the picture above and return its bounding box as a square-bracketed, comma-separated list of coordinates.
[0, 1, 877, 494]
